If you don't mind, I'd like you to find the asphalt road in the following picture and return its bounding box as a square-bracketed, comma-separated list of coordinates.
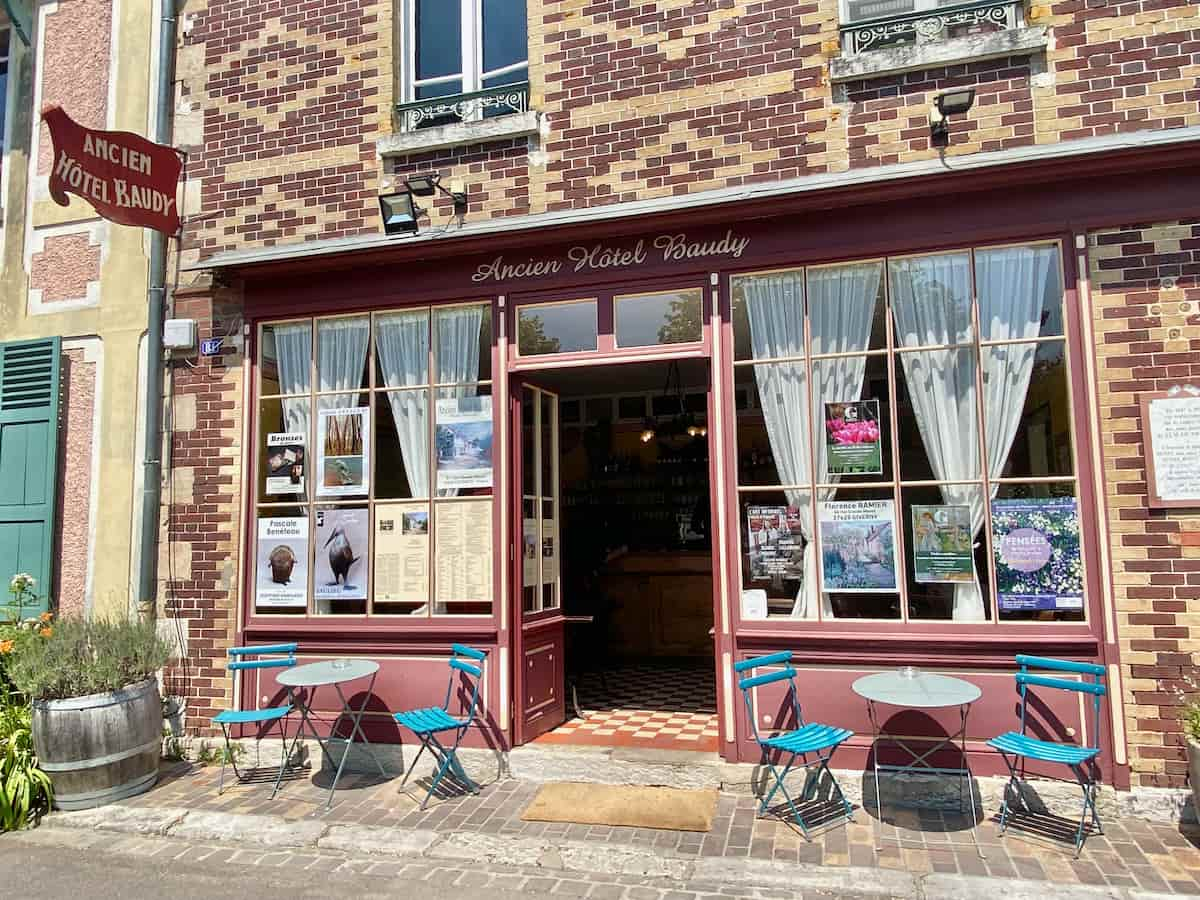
[0, 838, 531, 900]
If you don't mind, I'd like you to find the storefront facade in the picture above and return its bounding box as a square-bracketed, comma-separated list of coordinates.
[165, 0, 1200, 803]
[163, 135, 1199, 792]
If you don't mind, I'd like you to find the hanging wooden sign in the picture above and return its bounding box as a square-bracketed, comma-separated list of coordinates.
[42, 105, 183, 235]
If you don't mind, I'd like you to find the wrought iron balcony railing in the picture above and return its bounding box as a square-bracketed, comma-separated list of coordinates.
[395, 82, 531, 132]
[840, 0, 1025, 55]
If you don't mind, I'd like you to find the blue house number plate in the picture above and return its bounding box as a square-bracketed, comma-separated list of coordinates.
[200, 337, 223, 356]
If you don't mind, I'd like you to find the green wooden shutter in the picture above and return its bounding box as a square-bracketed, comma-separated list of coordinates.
[0, 338, 61, 616]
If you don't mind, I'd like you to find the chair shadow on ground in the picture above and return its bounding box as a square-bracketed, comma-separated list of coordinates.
[984, 778, 1103, 854]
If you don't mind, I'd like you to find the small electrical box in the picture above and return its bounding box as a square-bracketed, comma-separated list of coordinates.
[163, 318, 197, 350]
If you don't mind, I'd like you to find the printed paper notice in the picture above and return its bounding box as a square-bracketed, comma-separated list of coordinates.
[1148, 396, 1200, 502]
[992, 497, 1083, 612]
[435, 396, 494, 490]
[435, 499, 493, 607]
[374, 503, 429, 605]
[911, 505, 974, 584]
[265, 432, 305, 495]
[313, 507, 368, 601]
[818, 499, 898, 593]
[522, 518, 538, 586]
[825, 399, 883, 475]
[256, 516, 308, 608]
[317, 406, 370, 497]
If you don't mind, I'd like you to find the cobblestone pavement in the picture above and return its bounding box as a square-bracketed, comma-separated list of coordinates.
[104, 761, 1200, 895]
[0, 827, 855, 900]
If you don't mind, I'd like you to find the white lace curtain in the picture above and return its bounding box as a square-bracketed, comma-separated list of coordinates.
[271, 323, 312, 434]
[744, 263, 881, 619]
[316, 317, 370, 408]
[376, 310, 431, 499]
[889, 246, 1055, 620]
[434, 305, 484, 498]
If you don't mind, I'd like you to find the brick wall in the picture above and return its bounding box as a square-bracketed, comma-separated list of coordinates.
[1089, 219, 1200, 789]
[175, 0, 1200, 263]
[160, 286, 246, 726]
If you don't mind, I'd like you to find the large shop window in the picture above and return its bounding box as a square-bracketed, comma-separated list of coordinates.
[404, 0, 528, 125]
[732, 242, 1084, 625]
[255, 305, 494, 618]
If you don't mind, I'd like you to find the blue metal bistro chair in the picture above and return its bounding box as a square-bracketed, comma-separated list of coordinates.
[735, 651, 854, 838]
[394, 644, 486, 809]
[212, 643, 301, 798]
[988, 654, 1107, 855]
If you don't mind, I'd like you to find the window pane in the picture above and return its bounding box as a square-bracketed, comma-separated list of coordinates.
[889, 252, 974, 348]
[903, 486, 990, 621]
[435, 385, 493, 498]
[254, 505, 308, 616]
[731, 269, 804, 362]
[375, 309, 429, 388]
[416, 0, 462, 80]
[374, 390, 428, 500]
[313, 505, 369, 616]
[738, 490, 813, 618]
[614, 289, 703, 347]
[517, 301, 597, 355]
[818, 486, 901, 620]
[893, 349, 980, 482]
[811, 355, 891, 485]
[372, 502, 431, 616]
[808, 260, 886, 354]
[435, 304, 491, 383]
[585, 397, 611, 423]
[261, 321, 311, 395]
[482, 0, 527, 73]
[617, 396, 646, 421]
[987, 341, 1074, 478]
[992, 483, 1084, 622]
[736, 363, 804, 487]
[316, 317, 370, 394]
[976, 243, 1064, 340]
[258, 398, 311, 502]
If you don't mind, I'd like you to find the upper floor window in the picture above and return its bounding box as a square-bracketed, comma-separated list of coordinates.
[399, 0, 528, 130]
[1, 27, 10, 145]
[840, 0, 1025, 55]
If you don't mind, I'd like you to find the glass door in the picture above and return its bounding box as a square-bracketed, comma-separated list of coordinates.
[513, 382, 565, 743]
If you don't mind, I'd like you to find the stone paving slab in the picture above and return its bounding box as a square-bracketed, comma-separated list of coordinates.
[58, 760, 1200, 897]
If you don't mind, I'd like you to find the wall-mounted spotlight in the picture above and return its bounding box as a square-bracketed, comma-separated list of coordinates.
[377, 171, 470, 236]
[378, 190, 424, 235]
[929, 88, 976, 149]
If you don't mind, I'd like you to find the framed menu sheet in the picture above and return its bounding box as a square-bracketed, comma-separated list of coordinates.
[1141, 391, 1200, 509]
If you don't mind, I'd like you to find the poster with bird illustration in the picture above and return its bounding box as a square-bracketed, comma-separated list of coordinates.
[317, 406, 370, 496]
[314, 506, 369, 601]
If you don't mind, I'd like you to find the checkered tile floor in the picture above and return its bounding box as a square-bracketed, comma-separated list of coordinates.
[535, 659, 720, 751]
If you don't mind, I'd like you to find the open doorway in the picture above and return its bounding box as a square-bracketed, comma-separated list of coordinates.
[526, 359, 718, 752]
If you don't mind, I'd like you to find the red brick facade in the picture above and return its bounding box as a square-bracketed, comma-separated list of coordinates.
[168, 0, 1200, 797]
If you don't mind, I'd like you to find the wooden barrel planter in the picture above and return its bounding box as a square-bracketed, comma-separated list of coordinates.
[32, 677, 162, 810]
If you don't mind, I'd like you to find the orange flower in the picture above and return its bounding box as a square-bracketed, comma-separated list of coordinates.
[39, 612, 52, 623]
[0, 640, 12, 654]
[39, 627, 52, 638]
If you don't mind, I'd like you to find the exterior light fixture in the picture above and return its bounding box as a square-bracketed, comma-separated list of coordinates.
[378, 191, 423, 235]
[640, 417, 656, 443]
[929, 88, 976, 149]
[404, 173, 440, 196]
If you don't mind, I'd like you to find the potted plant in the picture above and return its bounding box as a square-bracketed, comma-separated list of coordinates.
[0, 574, 54, 829]
[4, 607, 171, 811]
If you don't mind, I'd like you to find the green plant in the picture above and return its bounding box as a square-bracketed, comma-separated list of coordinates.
[1175, 669, 1200, 744]
[193, 739, 243, 766]
[5, 617, 171, 703]
[0, 688, 53, 830]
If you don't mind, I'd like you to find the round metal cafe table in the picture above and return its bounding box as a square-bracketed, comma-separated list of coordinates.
[277, 659, 388, 808]
[852, 670, 983, 856]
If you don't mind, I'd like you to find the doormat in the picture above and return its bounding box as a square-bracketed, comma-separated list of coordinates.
[521, 782, 718, 832]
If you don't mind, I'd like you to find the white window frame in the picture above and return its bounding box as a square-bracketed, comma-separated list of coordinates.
[400, 0, 528, 108]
